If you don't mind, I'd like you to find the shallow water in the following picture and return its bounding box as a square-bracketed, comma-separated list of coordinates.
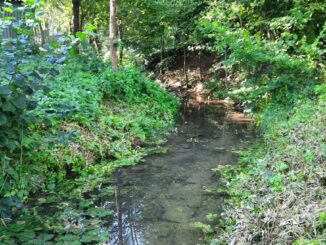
[109, 102, 255, 245]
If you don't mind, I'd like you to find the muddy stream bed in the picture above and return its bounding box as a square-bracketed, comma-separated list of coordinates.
[108, 101, 255, 245]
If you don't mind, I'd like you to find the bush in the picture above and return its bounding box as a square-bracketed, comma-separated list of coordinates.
[198, 0, 325, 112]
[0, 1, 69, 201]
[0, 54, 178, 243]
[0, 1, 178, 219]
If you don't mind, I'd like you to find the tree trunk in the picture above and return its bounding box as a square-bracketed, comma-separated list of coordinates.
[39, 22, 45, 45]
[95, 26, 102, 52]
[183, 47, 189, 87]
[199, 52, 203, 83]
[109, 0, 118, 71]
[72, 0, 80, 36]
[118, 25, 124, 66]
[80, 9, 84, 32]
[160, 36, 165, 75]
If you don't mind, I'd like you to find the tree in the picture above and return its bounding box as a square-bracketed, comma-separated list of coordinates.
[72, 0, 80, 36]
[109, 0, 118, 70]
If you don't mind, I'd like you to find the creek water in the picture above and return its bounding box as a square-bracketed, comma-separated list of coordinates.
[108, 101, 255, 245]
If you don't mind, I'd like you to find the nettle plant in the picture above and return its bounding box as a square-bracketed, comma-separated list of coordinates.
[0, 1, 68, 201]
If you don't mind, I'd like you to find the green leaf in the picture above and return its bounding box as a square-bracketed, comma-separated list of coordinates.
[12, 95, 27, 109]
[6, 166, 19, 181]
[80, 230, 99, 243]
[0, 86, 12, 96]
[17, 230, 36, 242]
[38, 233, 55, 242]
[85, 24, 96, 32]
[76, 32, 87, 41]
[0, 112, 8, 126]
[0, 135, 9, 147]
[80, 41, 90, 49]
[24, 0, 36, 5]
[56, 234, 80, 244]
[210, 239, 218, 245]
[2, 102, 16, 112]
[3, 7, 14, 13]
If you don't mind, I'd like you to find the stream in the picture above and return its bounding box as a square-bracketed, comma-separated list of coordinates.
[108, 100, 255, 245]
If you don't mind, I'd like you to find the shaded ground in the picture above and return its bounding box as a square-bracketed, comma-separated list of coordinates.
[155, 52, 217, 98]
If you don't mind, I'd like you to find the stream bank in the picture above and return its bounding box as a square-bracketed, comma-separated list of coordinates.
[0, 93, 256, 245]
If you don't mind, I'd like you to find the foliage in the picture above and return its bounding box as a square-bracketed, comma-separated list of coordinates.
[194, 1, 326, 244]
[0, 183, 115, 245]
[42, 0, 210, 70]
[0, 1, 178, 238]
[1, 0, 325, 244]
[1, 56, 177, 192]
[0, 1, 73, 201]
[198, 0, 325, 112]
[203, 98, 326, 244]
[0, 56, 177, 242]
[116, 0, 208, 65]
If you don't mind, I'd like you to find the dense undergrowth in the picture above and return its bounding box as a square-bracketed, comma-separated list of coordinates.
[0, 60, 177, 244]
[207, 98, 326, 245]
[1, 0, 325, 244]
[0, 3, 178, 244]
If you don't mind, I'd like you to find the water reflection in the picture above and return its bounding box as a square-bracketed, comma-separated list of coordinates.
[109, 101, 255, 245]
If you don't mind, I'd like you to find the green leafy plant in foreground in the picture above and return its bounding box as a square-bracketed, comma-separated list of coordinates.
[0, 5, 178, 244]
[0, 43, 178, 243]
[0, 1, 72, 204]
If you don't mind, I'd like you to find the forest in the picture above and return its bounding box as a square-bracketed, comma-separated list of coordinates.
[0, 0, 325, 244]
